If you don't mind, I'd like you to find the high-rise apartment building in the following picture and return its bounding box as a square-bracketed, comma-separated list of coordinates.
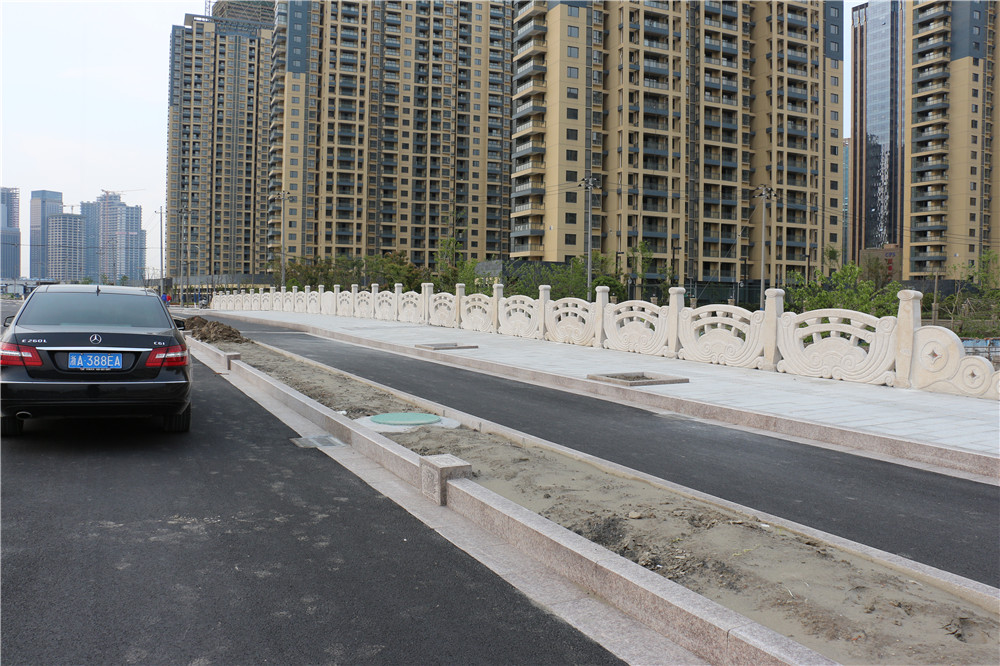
[1, 186, 20, 279]
[511, 0, 845, 301]
[29, 190, 63, 280]
[850, 1, 905, 260]
[80, 201, 104, 282]
[85, 192, 145, 285]
[166, 2, 274, 293]
[267, 0, 512, 270]
[46, 213, 86, 283]
[903, 0, 998, 279]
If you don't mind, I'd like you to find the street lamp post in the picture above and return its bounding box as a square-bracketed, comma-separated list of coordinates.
[753, 185, 773, 309]
[178, 207, 190, 306]
[580, 176, 599, 302]
[156, 206, 165, 297]
[277, 190, 293, 288]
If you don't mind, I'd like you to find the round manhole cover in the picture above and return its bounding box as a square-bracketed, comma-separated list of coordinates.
[369, 412, 442, 426]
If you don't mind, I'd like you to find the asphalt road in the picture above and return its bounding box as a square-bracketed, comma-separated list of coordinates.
[206, 315, 1000, 588]
[1, 357, 621, 665]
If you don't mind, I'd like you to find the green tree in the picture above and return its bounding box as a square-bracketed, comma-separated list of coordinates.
[784, 263, 903, 317]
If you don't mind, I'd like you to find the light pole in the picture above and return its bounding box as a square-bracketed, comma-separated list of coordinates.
[277, 190, 293, 287]
[156, 206, 165, 297]
[178, 207, 190, 305]
[580, 176, 599, 302]
[753, 185, 773, 309]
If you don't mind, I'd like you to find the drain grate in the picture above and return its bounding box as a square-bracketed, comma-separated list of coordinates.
[587, 372, 689, 387]
[291, 435, 348, 448]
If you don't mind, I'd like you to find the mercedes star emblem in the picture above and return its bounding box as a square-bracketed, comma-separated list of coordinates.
[90, 334, 102, 344]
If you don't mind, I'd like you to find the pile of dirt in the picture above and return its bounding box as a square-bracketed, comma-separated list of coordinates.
[185, 317, 248, 344]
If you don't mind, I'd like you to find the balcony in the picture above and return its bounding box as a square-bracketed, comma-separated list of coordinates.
[511, 243, 544, 255]
[515, 20, 547, 41]
[516, 38, 547, 58]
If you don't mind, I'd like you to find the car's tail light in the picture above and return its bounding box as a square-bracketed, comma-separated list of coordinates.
[0, 342, 43, 367]
[146, 345, 189, 368]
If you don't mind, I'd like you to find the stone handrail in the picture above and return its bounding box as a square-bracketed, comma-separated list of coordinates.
[208, 284, 998, 401]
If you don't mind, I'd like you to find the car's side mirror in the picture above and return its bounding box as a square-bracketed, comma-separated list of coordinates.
[2, 315, 12, 328]
[173, 318, 186, 330]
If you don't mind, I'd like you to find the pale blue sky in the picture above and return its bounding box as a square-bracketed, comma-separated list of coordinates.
[2, 0, 203, 277]
[2, 0, 856, 279]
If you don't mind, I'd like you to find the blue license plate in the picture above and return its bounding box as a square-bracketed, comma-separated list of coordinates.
[68, 352, 123, 370]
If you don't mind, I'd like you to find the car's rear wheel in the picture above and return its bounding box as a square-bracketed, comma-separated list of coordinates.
[163, 405, 191, 433]
[1, 414, 24, 437]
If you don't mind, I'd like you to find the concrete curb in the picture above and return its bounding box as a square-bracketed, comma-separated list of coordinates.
[199, 312, 998, 479]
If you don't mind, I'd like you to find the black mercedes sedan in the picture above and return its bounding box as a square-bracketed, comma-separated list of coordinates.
[1, 285, 192, 436]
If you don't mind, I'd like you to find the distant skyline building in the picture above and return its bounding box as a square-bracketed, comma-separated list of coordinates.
[79, 201, 103, 282]
[850, 1, 905, 261]
[165, 2, 275, 296]
[86, 192, 145, 285]
[29, 190, 63, 279]
[1, 186, 21, 279]
[46, 213, 86, 282]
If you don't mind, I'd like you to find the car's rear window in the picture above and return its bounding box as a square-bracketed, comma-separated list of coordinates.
[17, 292, 173, 328]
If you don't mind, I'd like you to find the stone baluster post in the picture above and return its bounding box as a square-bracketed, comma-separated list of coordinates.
[395, 283, 404, 322]
[455, 283, 465, 329]
[595, 286, 610, 349]
[421, 283, 434, 324]
[538, 284, 550, 340]
[894, 290, 923, 389]
[761, 288, 784, 371]
[491, 283, 503, 333]
[664, 287, 686, 358]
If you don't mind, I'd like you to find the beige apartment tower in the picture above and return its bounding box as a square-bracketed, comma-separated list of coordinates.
[166, 2, 275, 295]
[903, 0, 998, 280]
[512, 0, 844, 301]
[268, 0, 512, 270]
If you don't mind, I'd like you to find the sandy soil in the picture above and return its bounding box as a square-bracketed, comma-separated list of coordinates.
[211, 334, 998, 665]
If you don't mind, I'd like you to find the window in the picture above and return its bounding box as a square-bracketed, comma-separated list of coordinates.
[566, 191, 577, 203]
[568, 6, 579, 17]
[567, 87, 579, 99]
[568, 25, 579, 38]
[830, 145, 838, 156]
[566, 213, 577, 225]
[831, 110, 839, 121]
[566, 170, 578, 182]
[566, 149, 578, 161]
[567, 128, 578, 140]
[830, 180, 838, 191]
[568, 46, 579, 58]
[565, 234, 577, 245]
[567, 66, 579, 78]
[970, 226, 977, 234]
[831, 76, 839, 86]
[830, 93, 839, 103]
[567, 108, 578, 119]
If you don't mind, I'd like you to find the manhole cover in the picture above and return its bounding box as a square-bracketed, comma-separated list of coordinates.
[370, 412, 442, 426]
